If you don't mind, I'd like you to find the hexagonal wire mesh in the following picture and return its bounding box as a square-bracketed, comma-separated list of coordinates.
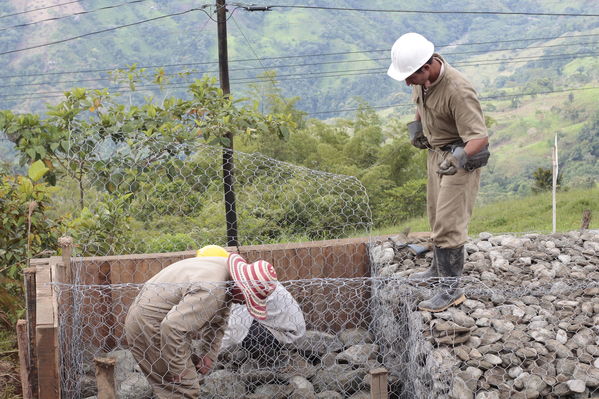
[47, 134, 599, 398]
[61, 138, 373, 266]
[53, 272, 599, 399]
[55, 278, 378, 399]
[53, 137, 380, 398]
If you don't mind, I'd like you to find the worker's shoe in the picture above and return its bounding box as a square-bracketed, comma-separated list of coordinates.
[417, 246, 466, 313]
[417, 286, 465, 313]
[408, 255, 438, 286]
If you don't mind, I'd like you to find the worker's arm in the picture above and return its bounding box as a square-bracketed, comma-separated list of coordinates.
[160, 286, 227, 379]
[257, 285, 306, 343]
[452, 85, 488, 151]
[199, 303, 230, 365]
[464, 136, 489, 157]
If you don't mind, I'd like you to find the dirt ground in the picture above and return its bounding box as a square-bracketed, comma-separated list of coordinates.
[0, 357, 21, 399]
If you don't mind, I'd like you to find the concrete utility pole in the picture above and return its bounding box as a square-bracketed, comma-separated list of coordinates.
[216, 0, 238, 247]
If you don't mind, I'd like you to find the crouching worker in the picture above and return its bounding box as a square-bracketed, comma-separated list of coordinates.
[124, 246, 278, 398]
[220, 280, 306, 366]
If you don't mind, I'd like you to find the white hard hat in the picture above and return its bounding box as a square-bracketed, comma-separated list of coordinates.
[387, 33, 434, 82]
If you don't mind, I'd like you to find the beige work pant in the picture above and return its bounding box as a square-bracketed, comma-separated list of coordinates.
[427, 150, 481, 248]
[124, 304, 200, 399]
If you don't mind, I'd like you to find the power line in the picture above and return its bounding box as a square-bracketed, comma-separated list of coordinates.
[4, 38, 598, 88]
[267, 4, 599, 17]
[228, 52, 599, 83]
[0, 0, 92, 19]
[0, 49, 597, 99]
[0, 6, 211, 57]
[2, 32, 597, 81]
[308, 86, 599, 115]
[0, 0, 153, 33]
[1, 54, 598, 104]
[3, 85, 599, 120]
[2, 49, 596, 93]
[229, 13, 291, 107]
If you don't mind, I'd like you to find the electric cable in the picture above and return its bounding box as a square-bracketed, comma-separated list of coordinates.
[1, 32, 597, 80]
[0, 6, 211, 57]
[0, 0, 93, 19]
[0, 0, 153, 33]
[0, 50, 596, 98]
[230, 12, 291, 107]
[267, 4, 599, 17]
[308, 86, 599, 115]
[1, 44, 596, 90]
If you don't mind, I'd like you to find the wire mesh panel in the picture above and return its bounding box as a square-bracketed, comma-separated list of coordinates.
[60, 140, 372, 283]
[54, 278, 373, 399]
[54, 275, 599, 399]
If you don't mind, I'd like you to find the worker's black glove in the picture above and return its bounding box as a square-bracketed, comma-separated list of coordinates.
[407, 120, 430, 149]
[436, 147, 467, 176]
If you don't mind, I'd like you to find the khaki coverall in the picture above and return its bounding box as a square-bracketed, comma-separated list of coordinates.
[412, 54, 488, 248]
[124, 257, 231, 398]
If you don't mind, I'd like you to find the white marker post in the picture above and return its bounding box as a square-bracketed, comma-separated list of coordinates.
[552, 134, 558, 234]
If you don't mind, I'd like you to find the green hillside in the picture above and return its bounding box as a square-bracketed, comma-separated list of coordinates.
[1, 0, 598, 195]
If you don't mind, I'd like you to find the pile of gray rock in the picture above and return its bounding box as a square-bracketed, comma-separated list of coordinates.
[80, 328, 384, 399]
[370, 229, 599, 399]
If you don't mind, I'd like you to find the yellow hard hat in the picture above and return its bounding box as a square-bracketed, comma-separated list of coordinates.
[196, 245, 229, 258]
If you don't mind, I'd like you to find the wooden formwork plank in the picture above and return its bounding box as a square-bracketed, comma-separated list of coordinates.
[36, 324, 60, 399]
[370, 368, 389, 399]
[34, 261, 60, 399]
[23, 267, 38, 399]
[16, 320, 33, 399]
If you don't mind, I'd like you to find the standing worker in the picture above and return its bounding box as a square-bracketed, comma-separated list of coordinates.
[387, 32, 490, 312]
[125, 246, 278, 398]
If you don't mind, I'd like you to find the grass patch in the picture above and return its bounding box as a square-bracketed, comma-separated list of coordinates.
[373, 186, 599, 237]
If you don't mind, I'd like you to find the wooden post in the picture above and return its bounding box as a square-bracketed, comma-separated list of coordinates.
[57, 236, 74, 284]
[370, 368, 389, 399]
[98, 261, 116, 351]
[94, 357, 117, 399]
[23, 267, 38, 399]
[16, 320, 33, 399]
[581, 209, 592, 230]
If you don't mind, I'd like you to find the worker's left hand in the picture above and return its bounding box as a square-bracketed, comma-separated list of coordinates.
[194, 355, 213, 375]
[437, 147, 467, 176]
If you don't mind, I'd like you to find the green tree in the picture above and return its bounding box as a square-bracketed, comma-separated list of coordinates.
[532, 167, 561, 193]
[379, 179, 428, 226]
[0, 75, 294, 212]
[343, 105, 383, 168]
[0, 161, 60, 326]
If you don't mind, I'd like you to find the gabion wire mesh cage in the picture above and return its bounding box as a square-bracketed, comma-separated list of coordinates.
[57, 139, 373, 261]
[54, 272, 599, 399]
[48, 138, 379, 398]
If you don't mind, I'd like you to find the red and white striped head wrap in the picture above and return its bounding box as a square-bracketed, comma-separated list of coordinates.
[227, 253, 278, 320]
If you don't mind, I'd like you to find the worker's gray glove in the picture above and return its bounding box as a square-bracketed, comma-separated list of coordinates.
[437, 147, 468, 176]
[407, 120, 430, 149]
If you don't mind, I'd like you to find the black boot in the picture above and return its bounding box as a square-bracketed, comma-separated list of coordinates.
[418, 246, 466, 312]
[408, 253, 438, 285]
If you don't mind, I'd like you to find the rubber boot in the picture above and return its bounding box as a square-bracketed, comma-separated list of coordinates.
[418, 246, 466, 312]
[408, 254, 438, 286]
